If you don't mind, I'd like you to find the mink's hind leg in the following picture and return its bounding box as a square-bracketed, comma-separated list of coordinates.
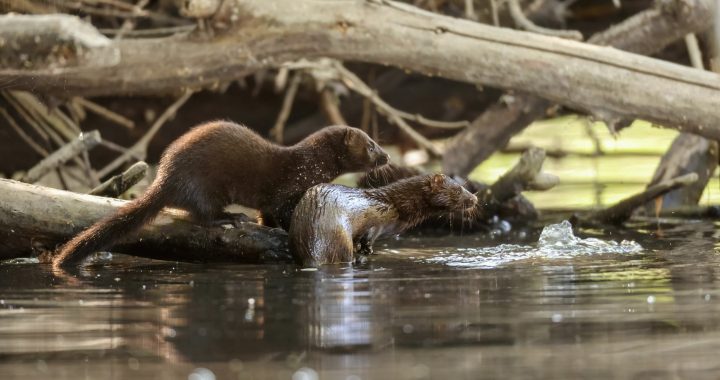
[182, 197, 235, 227]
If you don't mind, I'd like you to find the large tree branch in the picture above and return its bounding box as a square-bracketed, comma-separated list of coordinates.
[1, 0, 719, 140]
[442, 0, 714, 176]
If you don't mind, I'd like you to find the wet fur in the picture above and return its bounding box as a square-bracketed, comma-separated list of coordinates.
[290, 174, 478, 266]
[358, 163, 538, 230]
[54, 121, 388, 269]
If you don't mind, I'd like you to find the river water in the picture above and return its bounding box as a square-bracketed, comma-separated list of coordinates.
[1, 218, 720, 379]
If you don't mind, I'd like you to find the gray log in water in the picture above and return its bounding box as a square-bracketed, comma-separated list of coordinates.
[0, 179, 290, 263]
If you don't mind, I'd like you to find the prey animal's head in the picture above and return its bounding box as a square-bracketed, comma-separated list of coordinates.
[426, 174, 478, 213]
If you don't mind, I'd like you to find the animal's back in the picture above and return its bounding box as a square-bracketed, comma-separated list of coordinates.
[158, 121, 279, 211]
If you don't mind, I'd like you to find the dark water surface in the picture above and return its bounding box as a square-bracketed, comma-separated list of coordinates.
[2, 219, 720, 380]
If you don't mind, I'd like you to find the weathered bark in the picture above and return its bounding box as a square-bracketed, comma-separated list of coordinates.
[641, 20, 720, 213]
[0, 14, 119, 70]
[641, 134, 718, 213]
[0, 179, 290, 263]
[89, 161, 148, 197]
[442, 0, 715, 177]
[478, 147, 557, 212]
[1, 0, 719, 143]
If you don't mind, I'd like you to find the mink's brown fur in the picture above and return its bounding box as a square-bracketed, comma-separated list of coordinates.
[54, 121, 389, 269]
[290, 174, 477, 266]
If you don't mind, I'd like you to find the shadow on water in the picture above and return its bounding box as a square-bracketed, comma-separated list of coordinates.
[2, 219, 720, 379]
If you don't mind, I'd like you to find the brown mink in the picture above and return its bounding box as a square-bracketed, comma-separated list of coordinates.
[289, 174, 478, 267]
[54, 121, 389, 269]
[358, 163, 538, 229]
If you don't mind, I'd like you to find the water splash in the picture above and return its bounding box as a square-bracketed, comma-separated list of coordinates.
[425, 220, 642, 268]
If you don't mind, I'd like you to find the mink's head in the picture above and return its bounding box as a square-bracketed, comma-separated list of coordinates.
[322, 126, 389, 172]
[424, 174, 478, 213]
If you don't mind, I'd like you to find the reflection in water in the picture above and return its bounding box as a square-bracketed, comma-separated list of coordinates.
[302, 268, 390, 350]
[1, 220, 720, 379]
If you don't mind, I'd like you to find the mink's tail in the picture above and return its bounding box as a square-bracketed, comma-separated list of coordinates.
[53, 184, 167, 269]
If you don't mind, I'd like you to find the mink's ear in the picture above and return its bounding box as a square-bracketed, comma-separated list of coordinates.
[344, 128, 356, 146]
[431, 174, 445, 190]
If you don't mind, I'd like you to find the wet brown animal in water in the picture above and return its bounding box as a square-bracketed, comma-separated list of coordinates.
[290, 174, 478, 266]
[54, 121, 389, 269]
[358, 163, 538, 229]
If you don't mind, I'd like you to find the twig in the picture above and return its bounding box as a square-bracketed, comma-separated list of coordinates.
[0, 107, 49, 157]
[319, 88, 348, 125]
[99, 139, 143, 161]
[53, 100, 101, 186]
[331, 63, 442, 157]
[1, 91, 52, 146]
[3, 91, 96, 186]
[21, 130, 102, 184]
[288, 60, 470, 130]
[489, 0, 499, 26]
[507, 0, 583, 40]
[11, 91, 75, 141]
[270, 73, 301, 144]
[360, 96, 372, 133]
[54, 0, 189, 25]
[74, 97, 135, 129]
[113, 0, 150, 41]
[82, 0, 137, 12]
[464, 0, 477, 20]
[393, 109, 470, 129]
[580, 173, 699, 225]
[99, 25, 197, 38]
[90, 161, 148, 197]
[685, 33, 705, 69]
[98, 91, 193, 178]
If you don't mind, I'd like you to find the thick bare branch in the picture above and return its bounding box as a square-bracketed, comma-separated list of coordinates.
[443, 0, 715, 176]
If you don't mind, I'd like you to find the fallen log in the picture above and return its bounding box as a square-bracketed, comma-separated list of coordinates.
[1, 0, 720, 144]
[574, 173, 699, 226]
[0, 179, 290, 263]
[442, 0, 715, 176]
